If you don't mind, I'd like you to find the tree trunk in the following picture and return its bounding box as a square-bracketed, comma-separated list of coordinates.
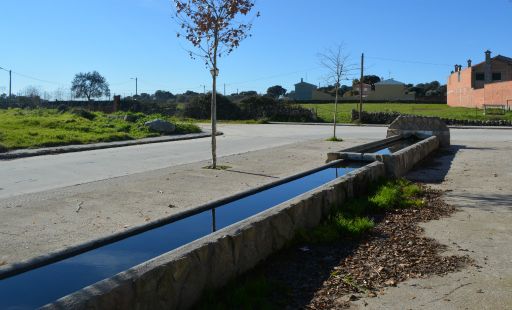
[211, 71, 217, 169]
[334, 84, 339, 138]
[211, 32, 219, 169]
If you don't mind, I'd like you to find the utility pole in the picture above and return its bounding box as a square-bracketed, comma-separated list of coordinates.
[131, 77, 138, 96]
[223, 83, 226, 96]
[0, 67, 11, 97]
[359, 53, 364, 122]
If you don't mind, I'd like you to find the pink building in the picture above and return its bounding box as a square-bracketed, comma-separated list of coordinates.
[447, 50, 512, 108]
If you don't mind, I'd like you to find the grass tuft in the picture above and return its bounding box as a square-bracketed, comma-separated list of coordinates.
[370, 179, 425, 210]
[202, 165, 232, 170]
[325, 136, 343, 142]
[299, 178, 424, 244]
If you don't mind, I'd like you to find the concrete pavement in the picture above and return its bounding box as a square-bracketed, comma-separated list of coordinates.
[352, 135, 512, 309]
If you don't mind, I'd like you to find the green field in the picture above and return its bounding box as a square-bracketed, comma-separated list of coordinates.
[301, 103, 512, 123]
[0, 108, 201, 152]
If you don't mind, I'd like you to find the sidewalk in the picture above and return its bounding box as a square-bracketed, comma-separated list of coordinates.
[351, 140, 512, 309]
[0, 131, 220, 160]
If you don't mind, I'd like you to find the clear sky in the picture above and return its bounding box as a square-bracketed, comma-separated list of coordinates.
[0, 0, 511, 98]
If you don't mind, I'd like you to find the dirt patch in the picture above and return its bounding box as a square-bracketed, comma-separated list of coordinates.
[254, 186, 472, 309]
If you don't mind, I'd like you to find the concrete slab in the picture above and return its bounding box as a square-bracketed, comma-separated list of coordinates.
[351, 140, 512, 309]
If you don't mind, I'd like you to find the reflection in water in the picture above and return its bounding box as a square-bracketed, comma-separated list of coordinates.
[0, 163, 363, 310]
[212, 208, 216, 232]
[366, 138, 418, 155]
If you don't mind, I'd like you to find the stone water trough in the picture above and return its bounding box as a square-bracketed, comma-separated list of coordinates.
[328, 115, 450, 177]
[0, 116, 449, 310]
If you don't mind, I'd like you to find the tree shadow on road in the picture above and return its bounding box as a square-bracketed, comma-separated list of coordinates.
[445, 192, 512, 212]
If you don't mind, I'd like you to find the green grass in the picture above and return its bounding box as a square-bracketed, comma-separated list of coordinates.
[0, 108, 201, 151]
[299, 178, 424, 243]
[301, 102, 512, 123]
[325, 136, 343, 142]
[369, 179, 424, 210]
[194, 273, 287, 310]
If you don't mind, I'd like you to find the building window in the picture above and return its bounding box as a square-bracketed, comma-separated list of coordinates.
[492, 72, 502, 81]
[475, 73, 485, 81]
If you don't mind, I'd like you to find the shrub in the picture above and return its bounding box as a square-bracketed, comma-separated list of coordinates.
[238, 95, 277, 119]
[182, 94, 242, 120]
[57, 104, 69, 113]
[239, 96, 317, 122]
[0, 143, 8, 153]
[70, 108, 96, 120]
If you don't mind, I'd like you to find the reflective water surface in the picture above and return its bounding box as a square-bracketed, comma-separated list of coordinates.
[367, 138, 418, 155]
[0, 163, 363, 309]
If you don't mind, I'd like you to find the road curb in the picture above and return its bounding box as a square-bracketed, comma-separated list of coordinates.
[267, 122, 388, 127]
[0, 132, 222, 160]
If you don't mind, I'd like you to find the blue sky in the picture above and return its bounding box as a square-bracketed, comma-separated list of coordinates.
[0, 0, 511, 97]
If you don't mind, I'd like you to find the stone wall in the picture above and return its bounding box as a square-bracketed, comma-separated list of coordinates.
[387, 115, 450, 147]
[378, 136, 439, 178]
[327, 136, 440, 178]
[350, 110, 512, 127]
[43, 162, 386, 310]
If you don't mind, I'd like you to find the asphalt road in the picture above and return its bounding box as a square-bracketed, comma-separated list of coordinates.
[0, 124, 510, 199]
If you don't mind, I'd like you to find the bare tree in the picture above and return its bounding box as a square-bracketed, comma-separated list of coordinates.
[22, 85, 42, 98]
[318, 45, 353, 140]
[53, 87, 68, 101]
[173, 0, 258, 169]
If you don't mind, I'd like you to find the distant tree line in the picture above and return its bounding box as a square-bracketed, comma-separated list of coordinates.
[316, 75, 447, 98]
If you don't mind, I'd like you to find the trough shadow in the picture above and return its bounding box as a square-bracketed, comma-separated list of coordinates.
[224, 169, 280, 179]
[406, 144, 466, 184]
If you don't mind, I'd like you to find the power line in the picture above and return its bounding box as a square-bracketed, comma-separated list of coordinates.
[365, 55, 452, 67]
[225, 66, 323, 86]
[12, 71, 65, 85]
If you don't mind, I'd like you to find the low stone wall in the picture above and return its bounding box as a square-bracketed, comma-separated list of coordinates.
[351, 110, 512, 127]
[43, 162, 386, 310]
[387, 115, 450, 147]
[378, 136, 439, 178]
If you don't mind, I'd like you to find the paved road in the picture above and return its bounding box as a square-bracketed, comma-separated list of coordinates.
[0, 124, 510, 199]
[0, 124, 384, 199]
